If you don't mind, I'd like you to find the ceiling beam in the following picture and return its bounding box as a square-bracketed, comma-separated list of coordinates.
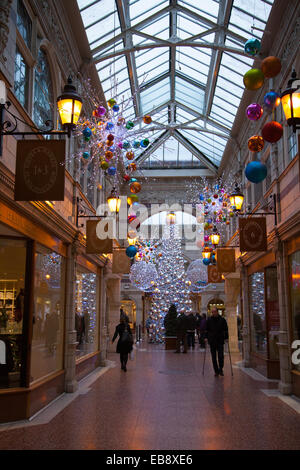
[173, 130, 218, 174]
[136, 168, 215, 178]
[175, 101, 231, 135]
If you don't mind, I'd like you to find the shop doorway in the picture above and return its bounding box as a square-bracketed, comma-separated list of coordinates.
[121, 299, 136, 330]
[207, 298, 225, 316]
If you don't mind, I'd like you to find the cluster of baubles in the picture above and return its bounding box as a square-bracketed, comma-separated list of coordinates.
[78, 97, 153, 182]
[243, 39, 283, 184]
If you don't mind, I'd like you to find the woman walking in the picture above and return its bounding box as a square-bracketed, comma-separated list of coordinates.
[112, 317, 133, 372]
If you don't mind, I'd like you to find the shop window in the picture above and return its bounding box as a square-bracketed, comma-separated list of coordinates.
[33, 49, 54, 129]
[75, 265, 99, 359]
[17, 0, 32, 49]
[0, 238, 27, 389]
[265, 266, 280, 361]
[289, 251, 300, 372]
[31, 246, 65, 383]
[249, 272, 267, 356]
[14, 47, 29, 109]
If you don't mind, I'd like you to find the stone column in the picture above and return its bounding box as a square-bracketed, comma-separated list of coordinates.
[64, 242, 78, 393]
[274, 237, 292, 395]
[224, 276, 240, 353]
[240, 263, 251, 367]
[105, 275, 121, 352]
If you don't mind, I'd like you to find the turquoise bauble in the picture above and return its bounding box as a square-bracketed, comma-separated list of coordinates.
[82, 151, 90, 159]
[133, 140, 140, 148]
[126, 245, 137, 258]
[83, 127, 92, 138]
[123, 141, 131, 149]
[203, 258, 211, 266]
[245, 161, 267, 183]
[244, 38, 261, 56]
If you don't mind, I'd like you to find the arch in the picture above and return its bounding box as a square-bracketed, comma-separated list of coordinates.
[207, 297, 225, 316]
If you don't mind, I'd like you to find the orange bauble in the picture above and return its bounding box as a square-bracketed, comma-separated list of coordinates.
[126, 151, 135, 160]
[106, 140, 113, 147]
[130, 182, 141, 194]
[129, 162, 137, 171]
[261, 56, 282, 78]
[105, 150, 113, 160]
[248, 135, 264, 152]
[143, 115, 152, 124]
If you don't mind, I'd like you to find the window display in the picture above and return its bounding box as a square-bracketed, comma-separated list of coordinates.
[75, 265, 99, 359]
[249, 272, 267, 356]
[31, 246, 65, 383]
[0, 238, 27, 388]
[289, 251, 300, 372]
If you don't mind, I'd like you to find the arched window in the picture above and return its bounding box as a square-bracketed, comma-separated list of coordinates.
[33, 49, 53, 128]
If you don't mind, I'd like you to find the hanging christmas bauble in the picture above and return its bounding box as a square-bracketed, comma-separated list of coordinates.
[245, 161, 267, 183]
[243, 69, 264, 90]
[123, 141, 131, 149]
[246, 103, 263, 121]
[107, 98, 116, 108]
[105, 150, 113, 160]
[261, 56, 281, 78]
[264, 91, 280, 109]
[133, 140, 140, 149]
[117, 142, 123, 149]
[244, 38, 261, 56]
[112, 104, 120, 112]
[83, 127, 92, 138]
[107, 133, 114, 141]
[123, 174, 130, 182]
[130, 182, 141, 194]
[94, 106, 106, 117]
[203, 258, 211, 266]
[248, 135, 264, 152]
[143, 115, 152, 124]
[261, 121, 283, 143]
[129, 162, 137, 171]
[140, 138, 150, 148]
[100, 160, 109, 170]
[82, 151, 90, 160]
[106, 139, 114, 147]
[126, 246, 137, 258]
[106, 122, 114, 130]
[117, 117, 125, 126]
[107, 166, 116, 176]
[126, 151, 134, 160]
[126, 121, 134, 130]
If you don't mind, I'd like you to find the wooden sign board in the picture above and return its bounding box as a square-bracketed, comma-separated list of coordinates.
[14, 140, 66, 201]
[239, 217, 267, 252]
[216, 248, 236, 273]
[208, 265, 224, 283]
[86, 220, 113, 254]
[112, 249, 131, 274]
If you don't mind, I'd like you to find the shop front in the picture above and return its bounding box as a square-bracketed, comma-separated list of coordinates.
[247, 253, 280, 379]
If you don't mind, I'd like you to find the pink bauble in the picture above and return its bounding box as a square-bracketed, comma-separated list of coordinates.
[246, 103, 263, 121]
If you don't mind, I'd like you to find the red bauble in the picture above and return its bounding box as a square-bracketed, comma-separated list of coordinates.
[123, 174, 130, 181]
[261, 121, 283, 143]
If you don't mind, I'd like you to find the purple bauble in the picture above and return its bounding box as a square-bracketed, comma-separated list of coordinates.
[117, 142, 123, 149]
[97, 106, 106, 116]
[204, 235, 210, 242]
[246, 103, 263, 121]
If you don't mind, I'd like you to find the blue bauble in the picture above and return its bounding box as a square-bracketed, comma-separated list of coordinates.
[107, 166, 116, 176]
[123, 141, 131, 149]
[140, 138, 150, 148]
[126, 245, 137, 258]
[199, 194, 204, 201]
[133, 140, 140, 149]
[82, 151, 90, 159]
[83, 127, 92, 138]
[264, 91, 280, 110]
[203, 258, 211, 266]
[112, 104, 120, 112]
[244, 38, 261, 56]
[245, 161, 267, 183]
[106, 122, 114, 130]
[130, 178, 137, 183]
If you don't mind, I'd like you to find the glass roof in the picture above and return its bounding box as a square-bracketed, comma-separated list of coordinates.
[78, 0, 274, 169]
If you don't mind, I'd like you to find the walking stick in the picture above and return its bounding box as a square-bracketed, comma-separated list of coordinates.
[227, 339, 234, 377]
[202, 341, 207, 375]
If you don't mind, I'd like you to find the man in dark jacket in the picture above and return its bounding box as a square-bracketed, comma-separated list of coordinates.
[186, 312, 197, 349]
[206, 307, 228, 376]
[175, 313, 189, 353]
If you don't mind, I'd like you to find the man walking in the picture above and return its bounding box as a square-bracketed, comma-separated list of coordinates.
[175, 312, 189, 353]
[206, 307, 228, 376]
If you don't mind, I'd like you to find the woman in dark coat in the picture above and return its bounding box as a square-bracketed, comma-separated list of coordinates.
[112, 317, 133, 371]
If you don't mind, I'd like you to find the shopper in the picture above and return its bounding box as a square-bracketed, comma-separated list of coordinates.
[199, 313, 207, 349]
[206, 307, 228, 376]
[186, 312, 197, 349]
[112, 317, 133, 372]
[175, 312, 189, 353]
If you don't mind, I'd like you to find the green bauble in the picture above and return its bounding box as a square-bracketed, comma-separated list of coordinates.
[243, 69, 264, 90]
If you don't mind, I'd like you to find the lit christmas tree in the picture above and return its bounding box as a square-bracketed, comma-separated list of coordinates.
[148, 222, 192, 343]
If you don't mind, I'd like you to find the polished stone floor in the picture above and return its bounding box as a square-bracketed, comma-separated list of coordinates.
[0, 342, 300, 450]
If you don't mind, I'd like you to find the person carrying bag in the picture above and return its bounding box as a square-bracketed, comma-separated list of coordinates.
[112, 317, 133, 372]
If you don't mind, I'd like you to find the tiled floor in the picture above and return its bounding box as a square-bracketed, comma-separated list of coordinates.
[0, 343, 300, 450]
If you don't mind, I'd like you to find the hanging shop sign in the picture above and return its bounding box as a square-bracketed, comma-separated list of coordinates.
[14, 140, 66, 201]
[208, 265, 224, 283]
[239, 217, 267, 252]
[86, 220, 113, 254]
[112, 249, 131, 274]
[216, 248, 236, 273]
